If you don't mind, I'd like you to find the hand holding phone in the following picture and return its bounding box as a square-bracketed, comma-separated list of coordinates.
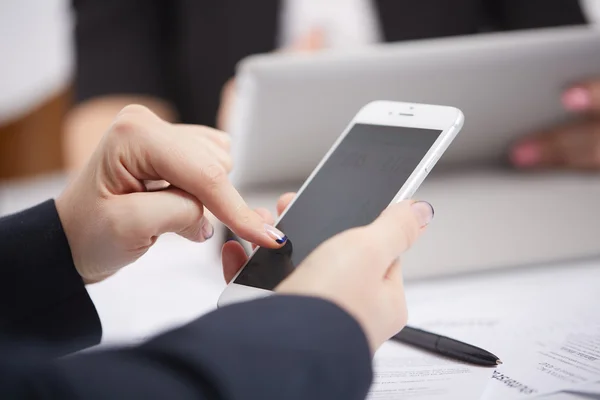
[220, 101, 463, 306]
[222, 200, 434, 354]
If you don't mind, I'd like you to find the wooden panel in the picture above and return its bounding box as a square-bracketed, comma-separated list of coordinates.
[0, 87, 70, 180]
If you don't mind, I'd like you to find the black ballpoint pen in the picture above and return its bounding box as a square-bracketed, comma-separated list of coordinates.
[390, 326, 502, 367]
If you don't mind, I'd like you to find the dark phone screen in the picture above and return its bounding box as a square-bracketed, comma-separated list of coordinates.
[234, 123, 442, 290]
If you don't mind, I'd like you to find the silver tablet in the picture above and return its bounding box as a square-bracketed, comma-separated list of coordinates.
[229, 25, 600, 190]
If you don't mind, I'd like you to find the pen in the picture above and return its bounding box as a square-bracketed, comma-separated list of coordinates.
[390, 326, 502, 367]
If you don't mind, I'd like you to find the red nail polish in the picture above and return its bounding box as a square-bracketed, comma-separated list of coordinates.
[511, 143, 540, 167]
[562, 87, 591, 112]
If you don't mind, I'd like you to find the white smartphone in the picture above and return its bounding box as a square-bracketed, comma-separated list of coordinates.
[218, 101, 464, 306]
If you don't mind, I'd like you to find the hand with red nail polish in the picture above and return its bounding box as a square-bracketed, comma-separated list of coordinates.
[56, 105, 285, 284]
[222, 200, 434, 355]
[510, 79, 600, 170]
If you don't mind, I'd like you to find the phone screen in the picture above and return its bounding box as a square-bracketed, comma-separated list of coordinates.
[234, 123, 442, 290]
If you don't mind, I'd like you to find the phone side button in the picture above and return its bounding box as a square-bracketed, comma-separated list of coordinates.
[408, 168, 428, 198]
[425, 155, 440, 173]
[406, 188, 416, 198]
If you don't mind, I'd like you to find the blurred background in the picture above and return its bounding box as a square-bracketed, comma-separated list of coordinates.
[0, 0, 598, 182]
[0, 0, 72, 180]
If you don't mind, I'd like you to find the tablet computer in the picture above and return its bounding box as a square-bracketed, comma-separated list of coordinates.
[229, 26, 600, 189]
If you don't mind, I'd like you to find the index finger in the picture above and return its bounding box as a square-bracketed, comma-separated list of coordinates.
[365, 201, 434, 266]
[171, 161, 285, 248]
[135, 119, 286, 248]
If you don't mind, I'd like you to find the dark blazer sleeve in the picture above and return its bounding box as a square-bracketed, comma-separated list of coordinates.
[486, 0, 587, 29]
[2, 296, 372, 400]
[0, 200, 101, 354]
[72, 0, 171, 104]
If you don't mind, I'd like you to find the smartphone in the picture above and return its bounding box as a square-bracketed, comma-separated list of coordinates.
[218, 101, 464, 306]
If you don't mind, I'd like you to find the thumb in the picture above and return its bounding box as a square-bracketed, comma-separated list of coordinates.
[114, 188, 212, 244]
[222, 240, 249, 283]
[364, 201, 434, 274]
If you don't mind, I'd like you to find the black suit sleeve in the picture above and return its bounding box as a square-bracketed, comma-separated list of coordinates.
[72, 0, 171, 104]
[2, 296, 372, 400]
[0, 200, 101, 354]
[486, 0, 587, 30]
[0, 202, 372, 398]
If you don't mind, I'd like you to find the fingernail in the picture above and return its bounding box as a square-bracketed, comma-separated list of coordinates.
[510, 142, 540, 168]
[411, 201, 435, 227]
[562, 87, 591, 112]
[265, 224, 287, 244]
[201, 219, 214, 240]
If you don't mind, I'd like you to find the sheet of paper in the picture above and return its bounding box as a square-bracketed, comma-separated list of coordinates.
[563, 381, 600, 396]
[481, 321, 600, 399]
[540, 381, 600, 400]
[401, 259, 600, 400]
[368, 342, 493, 399]
[405, 316, 600, 399]
[539, 393, 596, 400]
[477, 282, 600, 400]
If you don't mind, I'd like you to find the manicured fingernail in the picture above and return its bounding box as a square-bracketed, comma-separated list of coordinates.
[265, 224, 287, 244]
[201, 219, 214, 240]
[412, 201, 435, 227]
[562, 87, 591, 112]
[510, 142, 540, 167]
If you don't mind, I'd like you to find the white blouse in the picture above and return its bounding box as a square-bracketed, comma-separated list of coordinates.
[278, 0, 383, 49]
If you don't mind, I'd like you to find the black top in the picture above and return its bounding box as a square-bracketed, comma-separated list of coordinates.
[73, 0, 586, 127]
[0, 201, 372, 399]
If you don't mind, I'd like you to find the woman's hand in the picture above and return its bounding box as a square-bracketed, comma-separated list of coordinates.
[511, 79, 600, 169]
[216, 29, 325, 132]
[221, 198, 434, 355]
[56, 105, 287, 284]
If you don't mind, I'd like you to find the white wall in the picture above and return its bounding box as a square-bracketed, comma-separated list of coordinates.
[0, 0, 73, 124]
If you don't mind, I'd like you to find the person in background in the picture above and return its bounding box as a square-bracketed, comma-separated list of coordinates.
[511, 79, 600, 170]
[1, 105, 433, 399]
[66, 0, 586, 170]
